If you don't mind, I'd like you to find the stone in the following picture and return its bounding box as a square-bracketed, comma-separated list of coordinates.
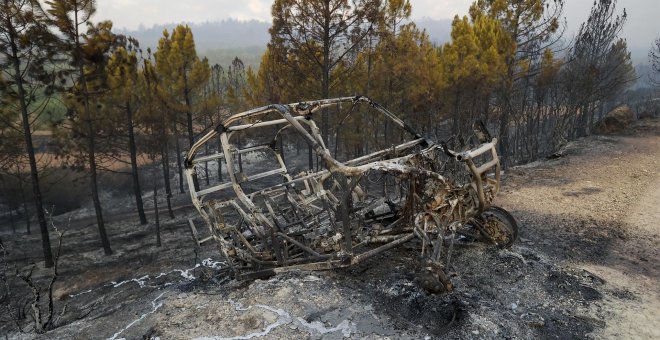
[593, 105, 635, 134]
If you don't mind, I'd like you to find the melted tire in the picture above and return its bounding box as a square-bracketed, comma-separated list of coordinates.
[478, 206, 519, 248]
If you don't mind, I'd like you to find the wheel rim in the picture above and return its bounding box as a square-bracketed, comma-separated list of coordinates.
[482, 213, 513, 245]
[479, 207, 518, 248]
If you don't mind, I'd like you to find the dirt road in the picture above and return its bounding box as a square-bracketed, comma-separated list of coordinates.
[2, 119, 659, 339]
[498, 118, 660, 339]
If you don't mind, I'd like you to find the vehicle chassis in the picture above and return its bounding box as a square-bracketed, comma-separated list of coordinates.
[184, 96, 517, 292]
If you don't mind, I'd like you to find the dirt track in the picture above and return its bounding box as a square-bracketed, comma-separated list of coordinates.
[499, 118, 660, 339]
[1, 119, 659, 339]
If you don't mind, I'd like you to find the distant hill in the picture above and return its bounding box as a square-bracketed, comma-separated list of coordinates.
[117, 18, 455, 68]
[116, 19, 270, 51]
[116, 19, 270, 67]
[202, 46, 265, 69]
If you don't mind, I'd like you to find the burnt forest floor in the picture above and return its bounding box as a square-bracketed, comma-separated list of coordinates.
[1, 118, 659, 339]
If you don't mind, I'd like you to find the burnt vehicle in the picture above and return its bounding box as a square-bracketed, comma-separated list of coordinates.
[184, 96, 517, 292]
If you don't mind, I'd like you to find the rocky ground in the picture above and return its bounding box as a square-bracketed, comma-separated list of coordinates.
[1, 118, 658, 339]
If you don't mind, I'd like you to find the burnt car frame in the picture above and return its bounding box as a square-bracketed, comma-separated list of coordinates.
[184, 96, 517, 291]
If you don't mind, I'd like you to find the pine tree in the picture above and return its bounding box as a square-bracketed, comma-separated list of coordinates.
[468, 0, 564, 165]
[246, 48, 286, 106]
[0, 0, 57, 267]
[155, 25, 211, 146]
[106, 41, 148, 225]
[154, 25, 212, 192]
[566, 0, 635, 136]
[345, 1, 443, 149]
[152, 30, 184, 194]
[46, 0, 115, 255]
[649, 38, 660, 86]
[439, 14, 510, 137]
[356, 22, 442, 149]
[138, 51, 176, 218]
[267, 0, 381, 143]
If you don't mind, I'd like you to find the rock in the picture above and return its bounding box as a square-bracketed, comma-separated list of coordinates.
[303, 275, 321, 282]
[638, 110, 657, 120]
[593, 105, 635, 134]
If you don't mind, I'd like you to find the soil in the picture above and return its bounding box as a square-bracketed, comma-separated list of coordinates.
[1, 118, 658, 339]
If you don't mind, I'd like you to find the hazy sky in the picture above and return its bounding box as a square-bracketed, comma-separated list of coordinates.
[97, 0, 659, 57]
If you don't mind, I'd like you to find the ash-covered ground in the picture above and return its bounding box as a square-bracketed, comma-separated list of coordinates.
[1, 119, 658, 339]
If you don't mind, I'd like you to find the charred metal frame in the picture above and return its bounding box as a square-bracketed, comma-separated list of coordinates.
[184, 96, 507, 288]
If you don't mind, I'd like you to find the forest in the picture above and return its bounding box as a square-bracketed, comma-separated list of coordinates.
[1, 0, 659, 332]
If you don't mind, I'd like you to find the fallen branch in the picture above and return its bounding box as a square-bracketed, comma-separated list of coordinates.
[12, 209, 66, 334]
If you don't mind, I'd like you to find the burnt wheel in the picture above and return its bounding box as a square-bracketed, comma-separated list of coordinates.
[475, 206, 518, 248]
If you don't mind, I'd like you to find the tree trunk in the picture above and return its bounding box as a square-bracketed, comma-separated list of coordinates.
[86, 119, 112, 254]
[173, 127, 185, 194]
[365, 41, 372, 154]
[203, 114, 209, 185]
[237, 133, 244, 173]
[498, 107, 510, 168]
[161, 144, 175, 219]
[8, 30, 53, 266]
[126, 102, 147, 225]
[22, 202, 30, 235]
[217, 134, 223, 181]
[153, 167, 161, 247]
[334, 126, 340, 159]
[278, 134, 285, 164]
[183, 72, 195, 147]
[534, 102, 542, 158]
[296, 137, 300, 156]
[321, 2, 331, 145]
[183, 74, 200, 191]
[204, 146, 210, 185]
[9, 205, 16, 234]
[74, 16, 112, 255]
[16, 169, 31, 234]
[86, 118, 112, 255]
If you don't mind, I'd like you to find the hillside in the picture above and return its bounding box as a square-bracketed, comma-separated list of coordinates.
[115, 19, 270, 67]
[114, 18, 454, 68]
[116, 17, 652, 72]
[2, 118, 658, 339]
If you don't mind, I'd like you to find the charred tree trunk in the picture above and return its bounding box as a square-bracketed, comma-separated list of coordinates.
[183, 73, 195, 148]
[16, 168, 31, 234]
[173, 126, 185, 194]
[334, 126, 340, 159]
[217, 134, 223, 181]
[84, 107, 111, 255]
[8, 28, 53, 266]
[23, 201, 30, 234]
[9, 205, 16, 234]
[237, 133, 244, 173]
[183, 74, 200, 191]
[161, 143, 175, 219]
[153, 167, 161, 247]
[320, 4, 331, 146]
[498, 108, 510, 168]
[74, 16, 112, 255]
[126, 101, 147, 225]
[203, 115, 210, 186]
